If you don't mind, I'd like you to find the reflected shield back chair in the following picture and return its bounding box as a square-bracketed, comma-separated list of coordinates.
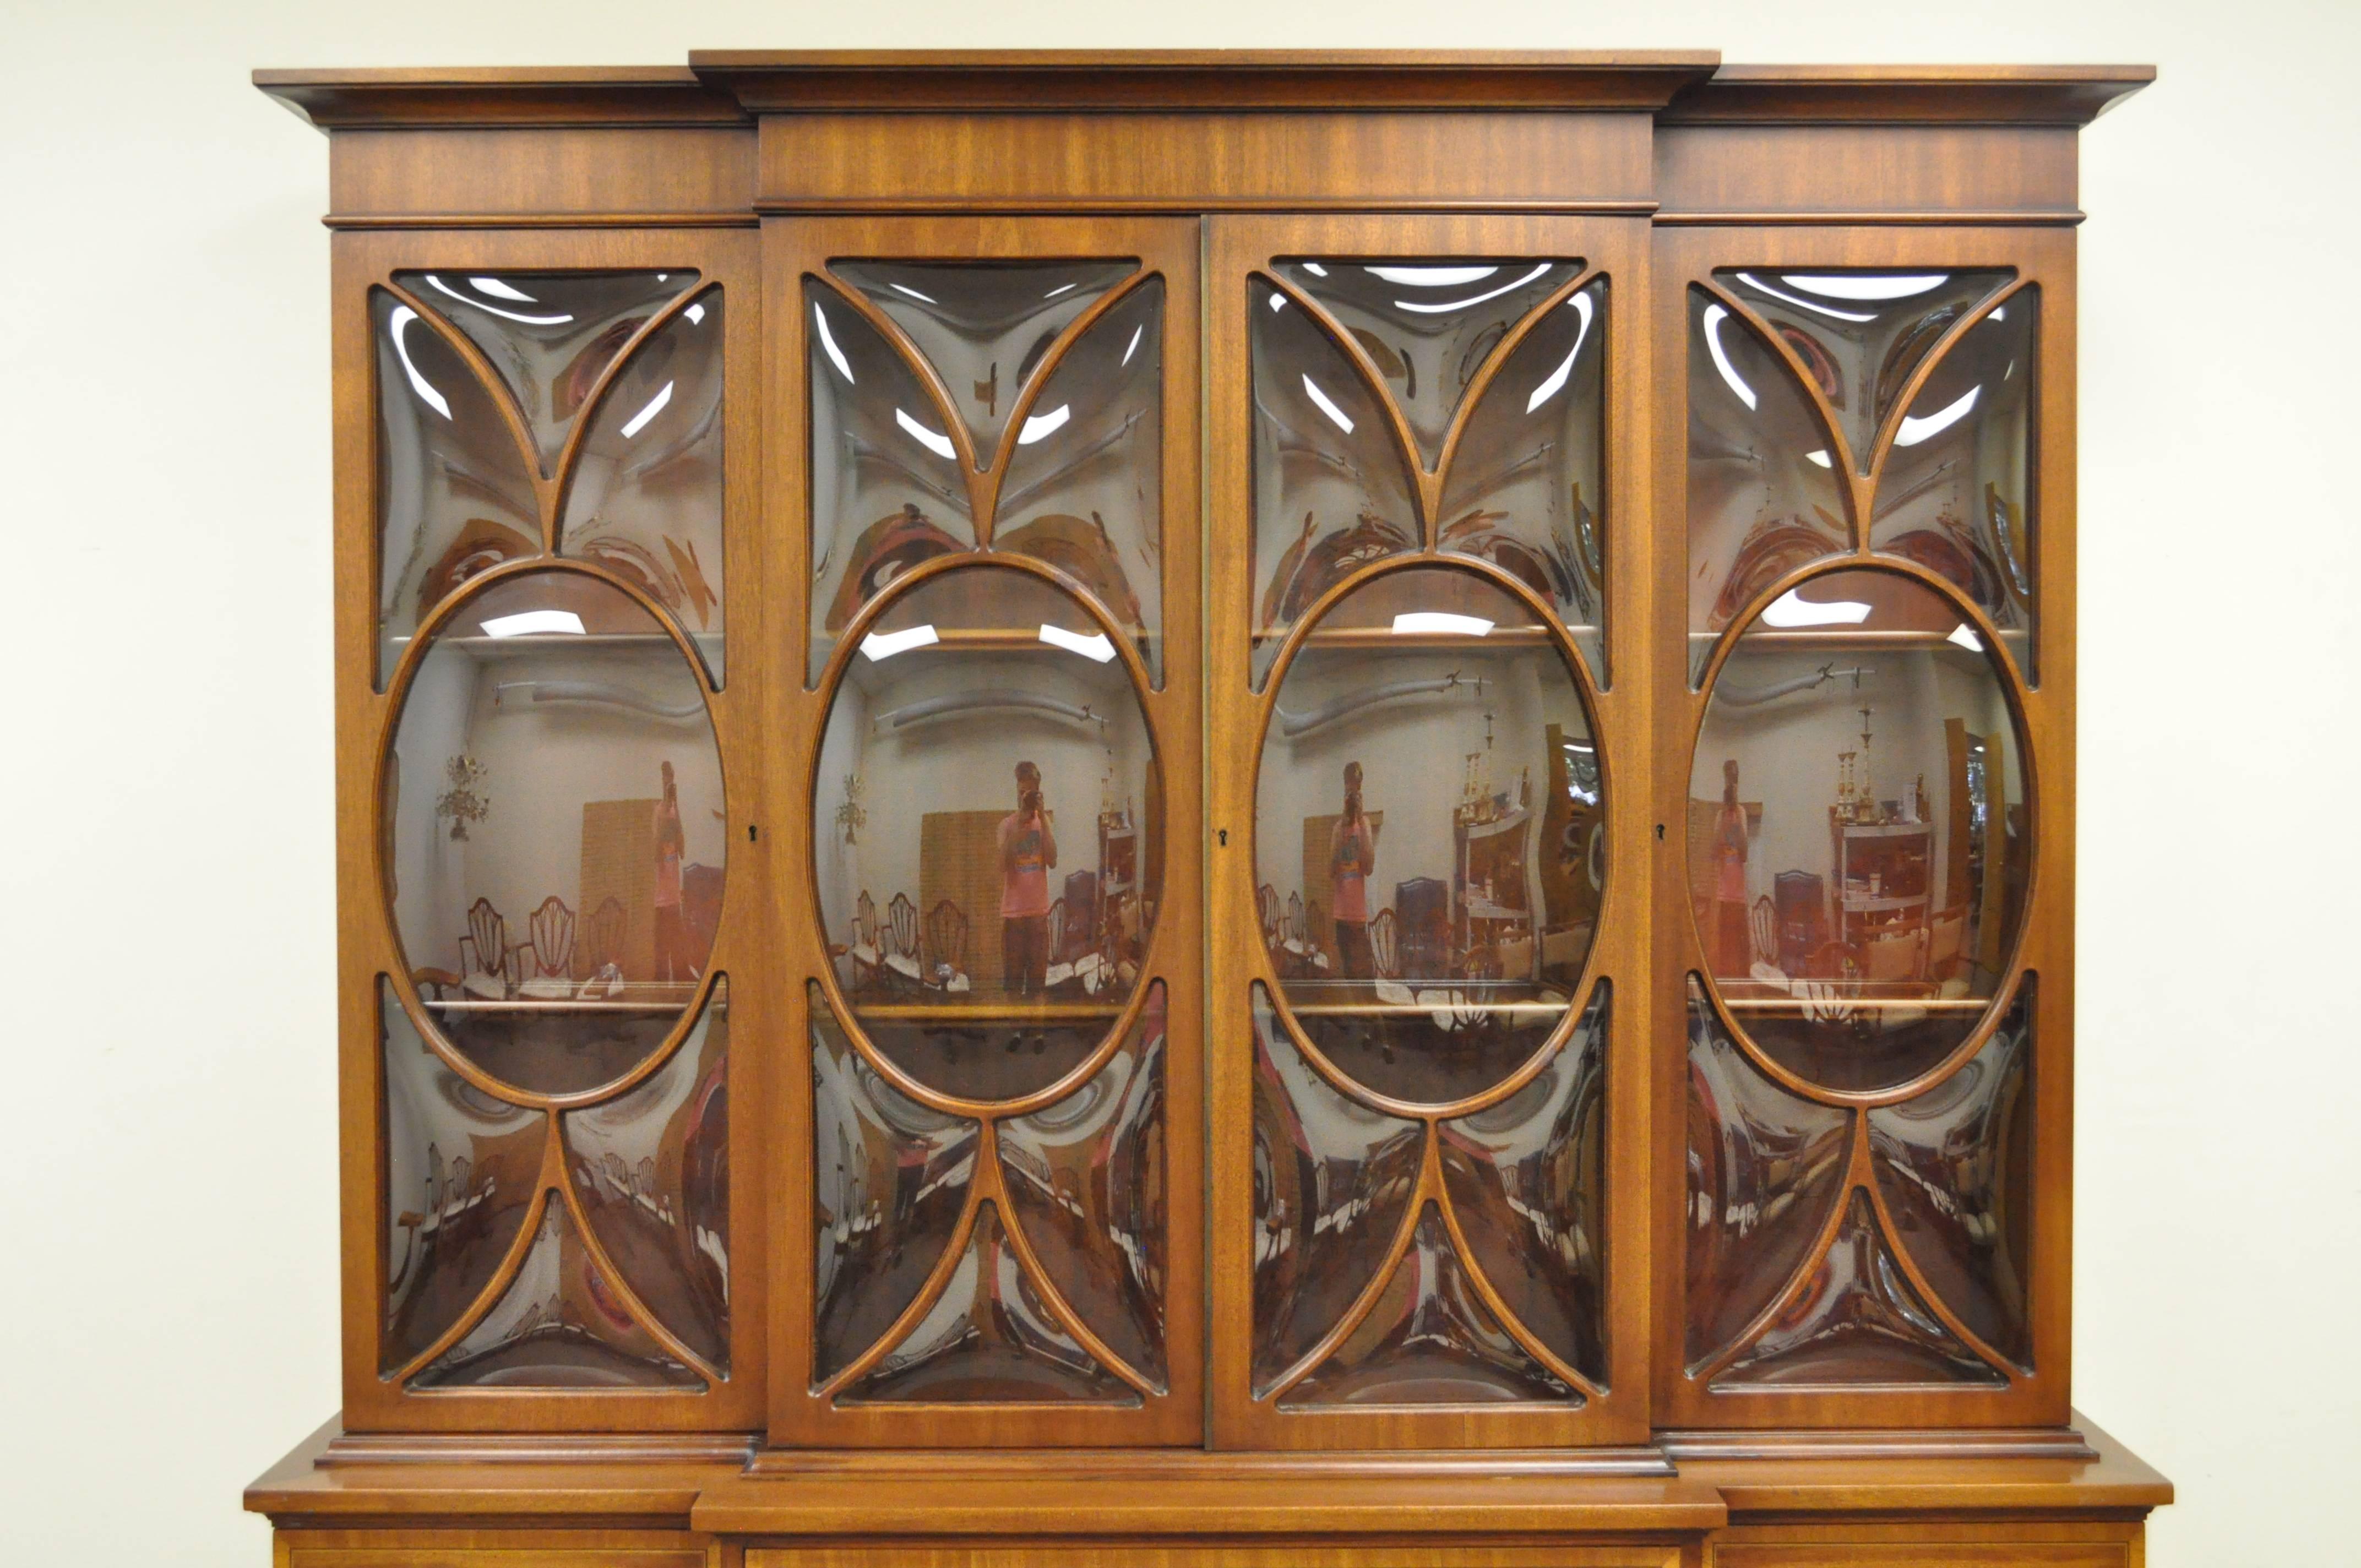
[1395, 876, 1450, 979]
[884, 892, 921, 993]
[923, 898, 970, 990]
[584, 895, 629, 977]
[1773, 870, 1827, 976]
[1062, 869, 1099, 962]
[848, 890, 881, 993]
[1368, 907, 1398, 979]
[1750, 895, 1778, 971]
[458, 896, 517, 991]
[521, 896, 576, 985]
[1256, 883, 1283, 966]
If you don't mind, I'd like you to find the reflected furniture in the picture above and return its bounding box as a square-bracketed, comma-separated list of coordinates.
[250, 48, 2166, 1568]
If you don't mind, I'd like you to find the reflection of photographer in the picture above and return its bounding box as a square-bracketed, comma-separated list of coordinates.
[997, 760, 1058, 997]
[1330, 760, 1377, 979]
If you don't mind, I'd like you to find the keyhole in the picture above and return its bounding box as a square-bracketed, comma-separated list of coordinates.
[1654, 823, 1666, 841]
[1218, 829, 1230, 847]
[748, 824, 760, 842]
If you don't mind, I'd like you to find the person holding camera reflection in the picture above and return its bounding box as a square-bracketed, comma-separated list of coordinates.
[1330, 759, 1377, 980]
[998, 760, 1058, 998]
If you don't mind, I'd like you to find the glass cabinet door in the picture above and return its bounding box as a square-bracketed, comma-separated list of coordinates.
[1662, 231, 2070, 1430]
[776, 219, 1203, 1447]
[1206, 218, 1649, 1449]
[344, 230, 759, 1431]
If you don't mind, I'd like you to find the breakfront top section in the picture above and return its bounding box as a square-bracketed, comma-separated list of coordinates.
[256, 52, 2152, 228]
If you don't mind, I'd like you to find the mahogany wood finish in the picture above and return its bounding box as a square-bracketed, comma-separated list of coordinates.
[254, 47, 2163, 1568]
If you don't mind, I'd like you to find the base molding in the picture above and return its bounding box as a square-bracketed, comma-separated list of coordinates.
[319, 1430, 758, 1467]
[1658, 1424, 2095, 1463]
[743, 1445, 1677, 1480]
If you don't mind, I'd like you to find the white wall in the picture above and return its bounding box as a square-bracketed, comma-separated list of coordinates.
[1, 3, 2352, 1564]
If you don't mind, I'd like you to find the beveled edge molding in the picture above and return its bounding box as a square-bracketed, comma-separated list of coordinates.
[1663, 63, 2155, 126]
[258, 55, 2155, 131]
[1654, 209, 2088, 227]
[743, 1445, 1678, 1479]
[255, 66, 748, 130]
[318, 1429, 759, 1466]
[1657, 1424, 2097, 1463]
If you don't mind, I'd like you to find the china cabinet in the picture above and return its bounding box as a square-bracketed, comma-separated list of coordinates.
[249, 50, 2168, 1567]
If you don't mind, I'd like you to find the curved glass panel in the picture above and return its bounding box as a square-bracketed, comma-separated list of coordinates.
[395, 270, 696, 476]
[996, 279, 1165, 687]
[380, 979, 543, 1371]
[558, 290, 726, 683]
[1257, 566, 1597, 1106]
[560, 979, 730, 1371]
[1250, 983, 1424, 1395]
[999, 981, 1168, 1389]
[1437, 277, 1609, 685]
[1276, 259, 1580, 470]
[1438, 981, 1609, 1382]
[812, 987, 977, 1379]
[833, 261, 1138, 466]
[1685, 287, 1848, 685]
[1249, 276, 1418, 688]
[1684, 977, 1853, 1370]
[810, 987, 980, 1386]
[814, 564, 1158, 1104]
[372, 287, 541, 689]
[1279, 1203, 1575, 1407]
[808, 281, 976, 684]
[387, 570, 725, 1097]
[1710, 1190, 2004, 1389]
[1871, 290, 2038, 683]
[1712, 269, 2011, 477]
[1690, 567, 2027, 1093]
[409, 1201, 705, 1390]
[1869, 976, 2034, 1369]
[836, 1201, 1137, 1405]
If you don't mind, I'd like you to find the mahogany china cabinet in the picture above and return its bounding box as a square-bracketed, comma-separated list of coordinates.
[249, 50, 2169, 1568]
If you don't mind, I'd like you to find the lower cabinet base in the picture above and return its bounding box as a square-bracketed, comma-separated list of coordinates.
[253, 1415, 2167, 1568]
[271, 1524, 2148, 1568]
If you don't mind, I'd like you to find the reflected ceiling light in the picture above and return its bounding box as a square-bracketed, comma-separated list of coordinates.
[1039, 623, 1117, 662]
[1018, 404, 1071, 445]
[1391, 611, 1493, 636]
[422, 274, 573, 326]
[686, 302, 706, 325]
[1731, 271, 1875, 325]
[860, 624, 939, 661]
[895, 407, 957, 460]
[387, 307, 451, 420]
[1701, 304, 1757, 411]
[1268, 291, 1286, 312]
[1044, 282, 1078, 298]
[1368, 264, 1498, 287]
[1525, 291, 1596, 413]
[1301, 374, 1354, 434]
[1805, 449, 1834, 468]
[469, 276, 537, 302]
[1121, 324, 1144, 366]
[1990, 305, 2007, 321]
[813, 302, 854, 384]
[1394, 262, 1551, 315]
[482, 609, 585, 638]
[1299, 262, 1330, 276]
[1947, 624, 1985, 652]
[619, 380, 674, 439]
[1895, 385, 1980, 447]
[1781, 273, 1949, 301]
[1761, 590, 1871, 628]
[889, 282, 938, 303]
